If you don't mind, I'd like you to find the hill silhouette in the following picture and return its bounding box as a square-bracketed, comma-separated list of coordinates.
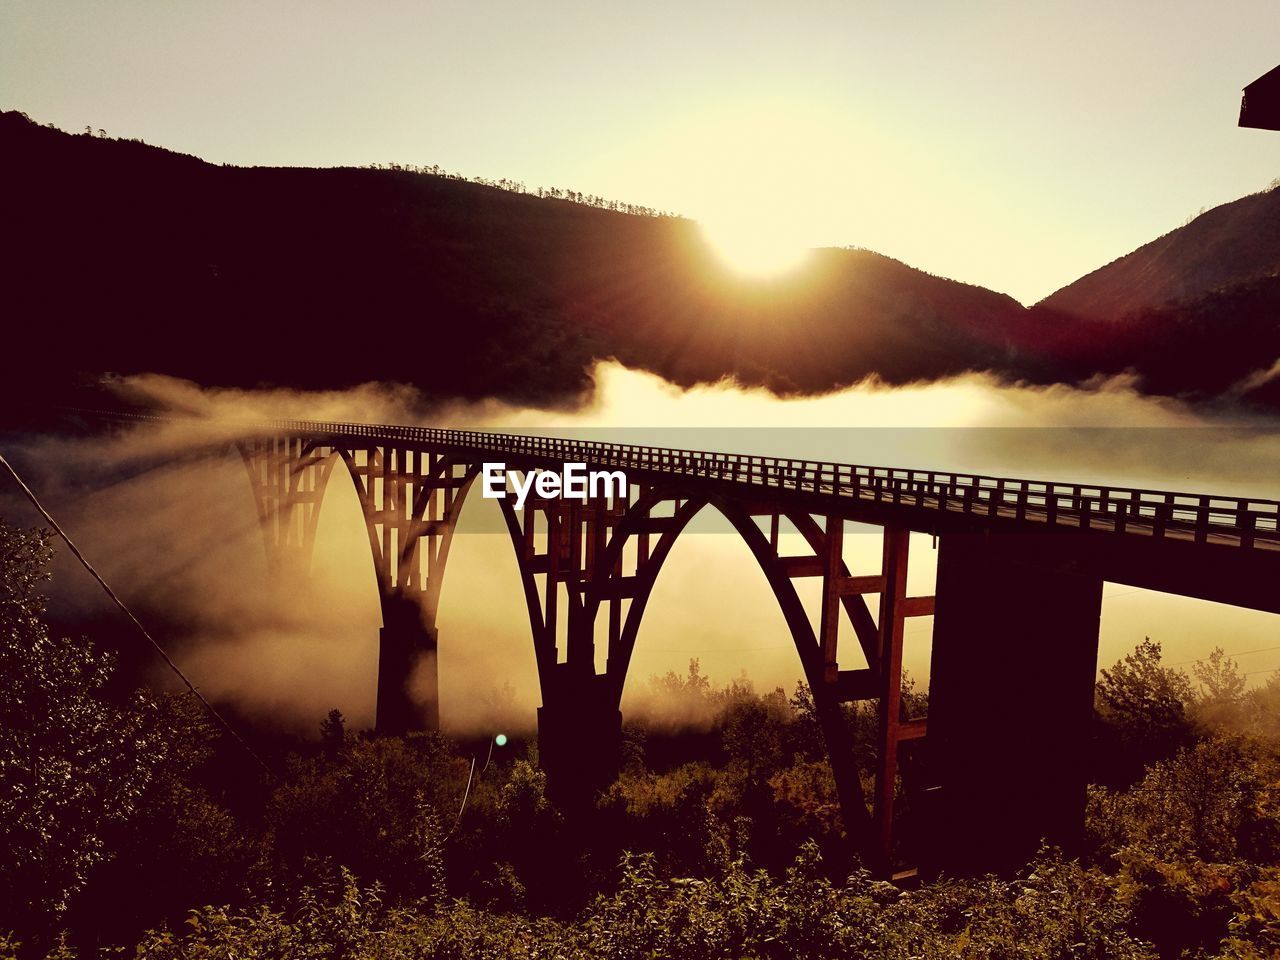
[0, 110, 1032, 414]
[1027, 186, 1280, 406]
[1040, 185, 1280, 323]
[2, 109, 1279, 417]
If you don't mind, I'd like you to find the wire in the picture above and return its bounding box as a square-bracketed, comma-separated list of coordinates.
[1169, 644, 1280, 667]
[449, 736, 503, 835]
[451, 755, 477, 835]
[0, 452, 274, 778]
[1102, 588, 1145, 600]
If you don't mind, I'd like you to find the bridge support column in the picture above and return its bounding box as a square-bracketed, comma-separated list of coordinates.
[538, 668, 622, 811]
[376, 592, 439, 735]
[923, 532, 1102, 876]
[338, 445, 478, 738]
[238, 436, 336, 577]
[499, 485, 692, 814]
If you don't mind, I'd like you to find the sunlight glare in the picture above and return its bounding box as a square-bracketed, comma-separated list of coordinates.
[700, 217, 813, 278]
[641, 98, 854, 279]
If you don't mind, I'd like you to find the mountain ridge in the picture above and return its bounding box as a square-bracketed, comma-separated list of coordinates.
[0, 110, 1028, 407]
[2, 109, 1278, 417]
[1039, 184, 1280, 322]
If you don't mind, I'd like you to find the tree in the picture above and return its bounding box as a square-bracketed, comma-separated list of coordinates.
[1245, 669, 1280, 740]
[67, 693, 251, 948]
[1192, 647, 1247, 732]
[1096, 638, 1194, 779]
[785, 682, 825, 762]
[0, 522, 166, 948]
[720, 688, 788, 786]
[1122, 737, 1268, 862]
[262, 733, 461, 902]
[320, 708, 346, 759]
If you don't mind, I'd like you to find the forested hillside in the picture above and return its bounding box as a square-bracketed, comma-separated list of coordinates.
[1041, 185, 1280, 323]
[0, 111, 1026, 413]
[4, 109, 1280, 417]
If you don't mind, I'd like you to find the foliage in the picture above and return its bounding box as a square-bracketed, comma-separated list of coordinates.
[119, 846, 1159, 960]
[0, 523, 169, 949]
[1192, 648, 1249, 733]
[599, 763, 726, 878]
[1095, 638, 1195, 781]
[1246, 671, 1280, 741]
[1085, 733, 1280, 958]
[3, 535, 1279, 960]
[65, 693, 253, 949]
[1216, 867, 1280, 959]
[262, 733, 461, 903]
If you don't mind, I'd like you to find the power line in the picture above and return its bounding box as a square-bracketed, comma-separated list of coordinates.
[451, 755, 477, 836]
[1169, 644, 1280, 667]
[0, 452, 273, 778]
[1102, 588, 1145, 600]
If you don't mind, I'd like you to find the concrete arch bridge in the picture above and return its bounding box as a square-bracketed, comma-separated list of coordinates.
[79, 413, 1280, 879]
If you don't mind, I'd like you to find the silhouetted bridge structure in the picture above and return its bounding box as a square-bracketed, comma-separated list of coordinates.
[80, 413, 1280, 878]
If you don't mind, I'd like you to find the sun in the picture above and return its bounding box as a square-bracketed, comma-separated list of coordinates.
[700, 218, 813, 279]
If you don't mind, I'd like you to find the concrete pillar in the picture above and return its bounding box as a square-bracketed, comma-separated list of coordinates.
[375, 592, 439, 735]
[923, 531, 1102, 876]
[537, 667, 622, 812]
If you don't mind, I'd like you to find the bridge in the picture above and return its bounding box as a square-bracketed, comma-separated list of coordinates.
[69, 412, 1280, 879]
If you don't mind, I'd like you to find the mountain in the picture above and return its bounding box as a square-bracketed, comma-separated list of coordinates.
[2, 109, 1278, 419]
[0, 110, 1027, 417]
[1025, 185, 1280, 405]
[1024, 274, 1280, 401]
[1039, 185, 1280, 322]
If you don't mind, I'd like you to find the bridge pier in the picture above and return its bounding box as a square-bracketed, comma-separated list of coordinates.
[375, 592, 439, 735]
[498, 489, 645, 814]
[923, 532, 1102, 876]
[337, 446, 477, 737]
[538, 668, 623, 811]
[238, 436, 335, 578]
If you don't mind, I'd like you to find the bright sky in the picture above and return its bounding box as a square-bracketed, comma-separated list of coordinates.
[3, 1, 1279, 302]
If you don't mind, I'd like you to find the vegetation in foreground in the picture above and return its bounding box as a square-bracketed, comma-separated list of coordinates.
[2, 520, 1279, 958]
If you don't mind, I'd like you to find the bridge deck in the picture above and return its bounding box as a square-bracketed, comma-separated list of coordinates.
[255, 418, 1280, 553]
[86, 411, 1280, 552]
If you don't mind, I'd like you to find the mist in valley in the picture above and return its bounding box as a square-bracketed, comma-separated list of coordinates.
[3, 360, 1277, 737]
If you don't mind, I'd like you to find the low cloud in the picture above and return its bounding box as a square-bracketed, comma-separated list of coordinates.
[3, 362, 1277, 737]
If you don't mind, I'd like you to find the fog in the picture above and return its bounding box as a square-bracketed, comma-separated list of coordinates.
[2, 362, 1277, 735]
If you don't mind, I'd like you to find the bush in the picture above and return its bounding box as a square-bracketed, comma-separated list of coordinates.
[0, 523, 169, 949]
[1095, 639, 1195, 782]
[262, 733, 463, 902]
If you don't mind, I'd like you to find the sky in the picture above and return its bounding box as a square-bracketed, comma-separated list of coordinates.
[3, 0, 1280, 303]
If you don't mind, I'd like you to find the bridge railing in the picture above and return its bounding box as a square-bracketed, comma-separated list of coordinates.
[270, 417, 1278, 549]
[82, 411, 1280, 549]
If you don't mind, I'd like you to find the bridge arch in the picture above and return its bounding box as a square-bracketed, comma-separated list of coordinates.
[236, 439, 925, 873]
[237, 436, 340, 577]
[490, 481, 892, 867]
[642, 496, 880, 865]
[239, 437, 481, 732]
